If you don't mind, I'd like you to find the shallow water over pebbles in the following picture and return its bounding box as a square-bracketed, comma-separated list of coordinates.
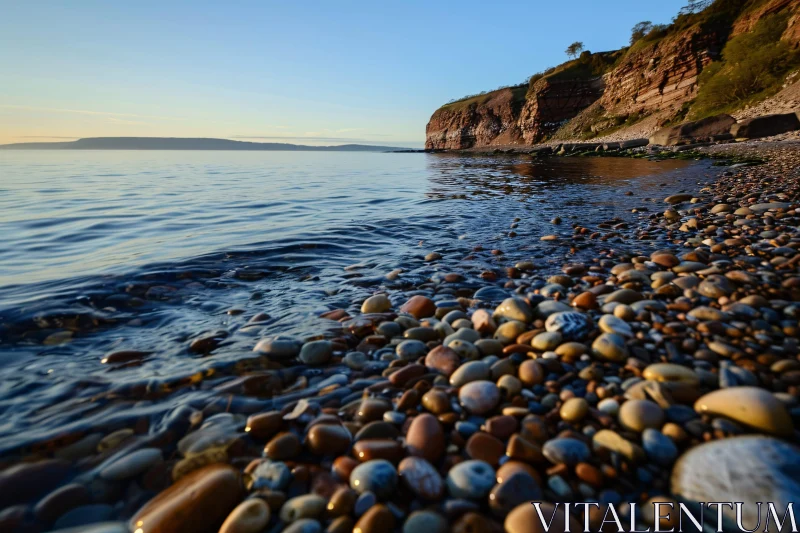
[0, 150, 708, 453]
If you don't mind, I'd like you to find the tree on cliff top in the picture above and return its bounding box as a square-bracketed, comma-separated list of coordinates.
[565, 42, 585, 59]
[679, 0, 712, 15]
[630, 21, 653, 45]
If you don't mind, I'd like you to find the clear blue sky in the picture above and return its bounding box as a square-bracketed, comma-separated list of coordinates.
[0, 0, 686, 147]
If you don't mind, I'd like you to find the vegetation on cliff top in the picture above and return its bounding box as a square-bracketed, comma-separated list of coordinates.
[690, 11, 800, 119]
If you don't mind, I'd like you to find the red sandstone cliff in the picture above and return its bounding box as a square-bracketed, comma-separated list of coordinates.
[425, 0, 800, 150]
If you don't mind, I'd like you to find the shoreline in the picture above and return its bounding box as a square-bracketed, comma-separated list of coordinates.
[2, 141, 800, 532]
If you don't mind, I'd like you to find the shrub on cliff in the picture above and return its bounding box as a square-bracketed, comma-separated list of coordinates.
[690, 12, 800, 119]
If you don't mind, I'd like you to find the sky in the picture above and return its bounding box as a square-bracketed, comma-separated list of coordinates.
[0, 0, 687, 148]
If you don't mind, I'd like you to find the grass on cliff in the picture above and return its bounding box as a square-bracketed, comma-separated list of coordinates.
[440, 84, 527, 112]
[689, 11, 800, 119]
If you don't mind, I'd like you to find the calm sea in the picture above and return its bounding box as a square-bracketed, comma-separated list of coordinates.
[0, 150, 709, 451]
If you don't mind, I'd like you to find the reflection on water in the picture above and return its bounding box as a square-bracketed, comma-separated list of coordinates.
[0, 150, 709, 453]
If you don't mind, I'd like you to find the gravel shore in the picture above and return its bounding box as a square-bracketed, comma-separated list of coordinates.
[2, 141, 800, 533]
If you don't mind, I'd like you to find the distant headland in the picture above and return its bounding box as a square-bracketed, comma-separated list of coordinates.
[0, 137, 412, 151]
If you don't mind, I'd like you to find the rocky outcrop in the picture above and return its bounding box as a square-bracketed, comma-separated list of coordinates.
[425, 87, 525, 150]
[731, 112, 800, 138]
[518, 77, 606, 143]
[596, 26, 722, 117]
[425, 0, 799, 149]
[650, 114, 736, 145]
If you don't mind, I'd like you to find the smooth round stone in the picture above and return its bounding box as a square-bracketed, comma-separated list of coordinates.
[672, 437, 800, 530]
[445, 327, 481, 344]
[306, 424, 351, 456]
[694, 387, 793, 436]
[597, 398, 619, 416]
[265, 432, 301, 460]
[398, 457, 444, 500]
[641, 428, 678, 466]
[406, 413, 445, 462]
[400, 295, 437, 319]
[396, 340, 427, 360]
[605, 288, 642, 304]
[128, 464, 243, 533]
[555, 342, 587, 357]
[518, 359, 544, 386]
[280, 494, 326, 522]
[505, 502, 581, 533]
[598, 314, 633, 338]
[643, 363, 700, 386]
[458, 381, 500, 415]
[535, 300, 572, 318]
[544, 311, 591, 341]
[354, 504, 395, 533]
[250, 460, 291, 490]
[446, 460, 496, 499]
[403, 511, 448, 533]
[253, 336, 302, 359]
[542, 438, 590, 466]
[532, 331, 562, 351]
[594, 431, 645, 464]
[219, 499, 270, 533]
[376, 321, 402, 337]
[298, 340, 332, 365]
[494, 298, 533, 322]
[489, 471, 543, 518]
[100, 447, 162, 481]
[619, 399, 665, 432]
[34, 483, 91, 523]
[592, 333, 629, 362]
[354, 491, 377, 517]
[349, 459, 398, 500]
[465, 432, 505, 465]
[53, 504, 113, 529]
[361, 294, 391, 314]
[560, 398, 589, 422]
[450, 361, 490, 387]
[425, 345, 461, 376]
[493, 320, 527, 344]
[282, 519, 322, 533]
[342, 351, 367, 370]
[448, 339, 480, 360]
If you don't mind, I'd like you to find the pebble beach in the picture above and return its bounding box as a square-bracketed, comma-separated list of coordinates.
[2, 141, 800, 533]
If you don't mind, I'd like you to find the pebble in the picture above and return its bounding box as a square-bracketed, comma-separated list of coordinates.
[306, 423, 352, 456]
[493, 297, 533, 322]
[250, 460, 291, 490]
[280, 494, 326, 522]
[619, 400, 665, 432]
[406, 413, 445, 462]
[488, 471, 542, 517]
[265, 431, 301, 460]
[544, 311, 591, 340]
[128, 464, 243, 533]
[398, 456, 444, 500]
[424, 345, 461, 376]
[446, 460, 496, 499]
[252, 336, 301, 359]
[361, 294, 391, 314]
[449, 360, 490, 387]
[542, 438, 590, 466]
[219, 499, 270, 533]
[458, 380, 500, 415]
[641, 428, 678, 466]
[694, 386, 793, 436]
[642, 363, 700, 385]
[598, 314, 633, 337]
[559, 397, 589, 422]
[100, 447, 163, 481]
[349, 459, 397, 499]
[592, 332, 628, 362]
[672, 436, 800, 530]
[298, 340, 333, 365]
[400, 295, 436, 319]
[403, 511, 448, 533]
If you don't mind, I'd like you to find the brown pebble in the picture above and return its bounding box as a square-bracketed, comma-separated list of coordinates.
[352, 439, 404, 462]
[326, 486, 357, 518]
[354, 504, 395, 533]
[264, 432, 301, 460]
[518, 360, 544, 386]
[406, 413, 445, 463]
[400, 295, 437, 319]
[245, 411, 283, 441]
[465, 432, 505, 466]
[425, 345, 461, 376]
[128, 464, 243, 533]
[306, 424, 352, 456]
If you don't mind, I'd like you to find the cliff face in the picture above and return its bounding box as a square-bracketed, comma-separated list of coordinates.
[425, 0, 799, 149]
[425, 87, 525, 150]
[518, 77, 606, 144]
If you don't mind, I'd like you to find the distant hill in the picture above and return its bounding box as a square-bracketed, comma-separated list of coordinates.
[0, 137, 411, 151]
